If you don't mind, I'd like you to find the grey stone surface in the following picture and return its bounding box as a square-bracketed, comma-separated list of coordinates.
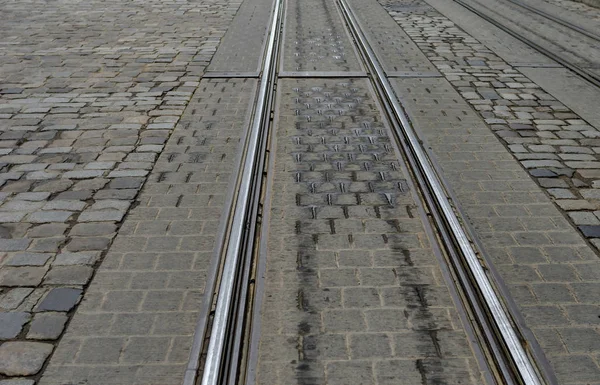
[382, 9, 600, 379]
[0, 289, 34, 311]
[0, 239, 31, 252]
[39, 78, 256, 385]
[0, 0, 244, 378]
[0, 312, 31, 339]
[282, 0, 362, 72]
[53, 252, 99, 266]
[207, 0, 273, 72]
[35, 288, 82, 312]
[43, 266, 93, 285]
[0, 267, 47, 287]
[0, 380, 36, 385]
[27, 312, 68, 340]
[5, 253, 52, 266]
[0, 342, 52, 376]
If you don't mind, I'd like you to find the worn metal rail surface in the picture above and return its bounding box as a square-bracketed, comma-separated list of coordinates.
[188, 0, 559, 383]
[452, 0, 600, 88]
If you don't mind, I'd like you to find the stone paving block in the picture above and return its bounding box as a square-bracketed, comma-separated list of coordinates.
[27, 312, 68, 340]
[75, 337, 124, 364]
[27, 211, 72, 223]
[26, 224, 69, 238]
[0, 312, 31, 339]
[0, 239, 31, 252]
[53, 252, 99, 266]
[35, 288, 82, 312]
[5, 253, 52, 266]
[65, 237, 111, 252]
[0, 289, 33, 311]
[121, 337, 171, 363]
[78, 210, 125, 222]
[0, 342, 53, 375]
[349, 333, 392, 358]
[43, 266, 93, 285]
[0, 267, 47, 287]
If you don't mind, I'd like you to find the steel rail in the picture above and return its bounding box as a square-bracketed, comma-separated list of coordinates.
[335, 0, 545, 384]
[452, 0, 600, 89]
[199, 0, 283, 383]
[501, 0, 600, 42]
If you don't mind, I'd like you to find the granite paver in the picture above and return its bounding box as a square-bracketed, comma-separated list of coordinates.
[0, 0, 241, 382]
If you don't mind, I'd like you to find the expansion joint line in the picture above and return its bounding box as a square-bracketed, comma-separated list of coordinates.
[334, 0, 549, 384]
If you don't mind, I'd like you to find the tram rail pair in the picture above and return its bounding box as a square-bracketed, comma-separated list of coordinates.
[185, 0, 560, 384]
[452, 0, 600, 88]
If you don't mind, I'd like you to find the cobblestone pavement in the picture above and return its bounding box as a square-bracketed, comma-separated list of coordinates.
[39, 78, 256, 385]
[379, 0, 600, 252]
[2, 0, 600, 383]
[0, 0, 241, 382]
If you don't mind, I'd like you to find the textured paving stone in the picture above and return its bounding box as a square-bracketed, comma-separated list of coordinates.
[0, 289, 33, 311]
[379, 2, 600, 378]
[0, 267, 47, 287]
[39, 78, 255, 385]
[0, 380, 36, 385]
[43, 266, 93, 285]
[35, 288, 82, 312]
[0, 342, 53, 375]
[5, 253, 52, 266]
[0, 312, 31, 339]
[0, 0, 243, 379]
[27, 312, 68, 340]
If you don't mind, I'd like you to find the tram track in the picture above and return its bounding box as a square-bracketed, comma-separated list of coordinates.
[501, 0, 600, 42]
[336, 0, 553, 384]
[187, 0, 559, 384]
[451, 0, 600, 88]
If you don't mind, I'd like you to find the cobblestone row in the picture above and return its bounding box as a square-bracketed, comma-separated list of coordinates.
[379, 0, 600, 252]
[0, 0, 239, 382]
